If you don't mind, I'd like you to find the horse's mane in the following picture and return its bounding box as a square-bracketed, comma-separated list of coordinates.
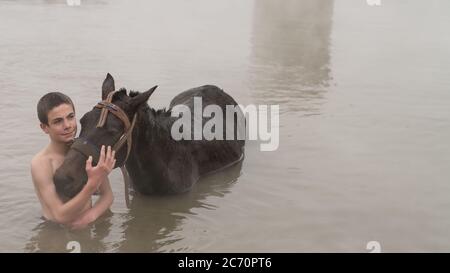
[129, 89, 172, 117]
[127, 90, 174, 142]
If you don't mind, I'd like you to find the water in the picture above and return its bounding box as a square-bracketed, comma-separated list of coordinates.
[1, 0, 450, 252]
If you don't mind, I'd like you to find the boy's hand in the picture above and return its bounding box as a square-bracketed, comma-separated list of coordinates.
[85, 145, 116, 190]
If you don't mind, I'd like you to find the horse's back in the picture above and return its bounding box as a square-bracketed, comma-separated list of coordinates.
[169, 85, 245, 176]
[170, 85, 238, 108]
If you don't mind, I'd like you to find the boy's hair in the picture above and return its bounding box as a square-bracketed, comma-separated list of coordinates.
[37, 92, 75, 125]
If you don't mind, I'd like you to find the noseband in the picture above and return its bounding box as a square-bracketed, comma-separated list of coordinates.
[71, 90, 137, 166]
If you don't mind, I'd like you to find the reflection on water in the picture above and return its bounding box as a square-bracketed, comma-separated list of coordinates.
[119, 161, 242, 252]
[249, 0, 333, 114]
[24, 162, 242, 252]
[25, 213, 113, 253]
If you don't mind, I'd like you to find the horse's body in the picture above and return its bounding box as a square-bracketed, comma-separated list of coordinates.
[54, 74, 245, 198]
[127, 85, 245, 194]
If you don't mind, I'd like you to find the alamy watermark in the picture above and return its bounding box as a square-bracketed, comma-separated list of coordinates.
[66, 241, 81, 253]
[366, 0, 381, 6]
[170, 97, 279, 152]
[66, 0, 81, 6]
[366, 241, 382, 253]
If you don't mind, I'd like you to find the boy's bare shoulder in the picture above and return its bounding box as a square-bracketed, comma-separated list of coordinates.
[31, 149, 48, 168]
[30, 149, 53, 182]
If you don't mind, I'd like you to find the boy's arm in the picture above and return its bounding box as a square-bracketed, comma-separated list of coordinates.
[69, 177, 114, 230]
[31, 146, 115, 225]
[31, 158, 98, 224]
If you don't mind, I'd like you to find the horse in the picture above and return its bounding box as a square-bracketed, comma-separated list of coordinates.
[53, 74, 245, 198]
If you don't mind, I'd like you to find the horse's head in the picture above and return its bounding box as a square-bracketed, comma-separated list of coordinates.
[54, 73, 157, 198]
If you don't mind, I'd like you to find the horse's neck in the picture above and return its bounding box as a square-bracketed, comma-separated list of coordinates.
[128, 106, 186, 188]
[133, 106, 178, 155]
[127, 106, 196, 194]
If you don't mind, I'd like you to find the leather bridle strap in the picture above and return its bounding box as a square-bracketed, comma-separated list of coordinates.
[95, 90, 136, 208]
[94, 90, 137, 164]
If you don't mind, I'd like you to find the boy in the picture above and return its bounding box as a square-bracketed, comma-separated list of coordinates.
[31, 92, 115, 230]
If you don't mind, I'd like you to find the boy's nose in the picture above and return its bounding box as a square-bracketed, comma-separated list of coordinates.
[63, 119, 72, 129]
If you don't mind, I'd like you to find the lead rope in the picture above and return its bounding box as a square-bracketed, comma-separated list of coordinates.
[120, 166, 131, 209]
[116, 113, 136, 209]
[119, 114, 136, 209]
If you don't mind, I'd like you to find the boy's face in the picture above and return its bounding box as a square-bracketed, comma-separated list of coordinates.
[40, 103, 77, 144]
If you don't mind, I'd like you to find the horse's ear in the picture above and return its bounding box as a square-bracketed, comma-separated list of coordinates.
[102, 73, 115, 100]
[129, 85, 158, 109]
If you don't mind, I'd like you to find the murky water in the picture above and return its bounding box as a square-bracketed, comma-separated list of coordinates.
[1, 0, 450, 252]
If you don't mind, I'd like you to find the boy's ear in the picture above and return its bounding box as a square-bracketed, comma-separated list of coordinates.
[40, 123, 50, 134]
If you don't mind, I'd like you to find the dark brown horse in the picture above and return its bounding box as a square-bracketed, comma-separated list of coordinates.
[54, 74, 245, 198]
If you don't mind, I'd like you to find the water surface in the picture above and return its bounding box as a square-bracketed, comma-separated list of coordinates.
[0, 0, 449, 252]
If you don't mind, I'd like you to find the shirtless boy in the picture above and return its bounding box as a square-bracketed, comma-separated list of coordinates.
[31, 92, 115, 230]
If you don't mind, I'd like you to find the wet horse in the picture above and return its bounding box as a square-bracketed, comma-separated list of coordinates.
[54, 74, 245, 197]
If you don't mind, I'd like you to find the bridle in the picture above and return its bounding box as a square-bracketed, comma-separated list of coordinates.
[71, 90, 137, 167]
[70, 90, 136, 207]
